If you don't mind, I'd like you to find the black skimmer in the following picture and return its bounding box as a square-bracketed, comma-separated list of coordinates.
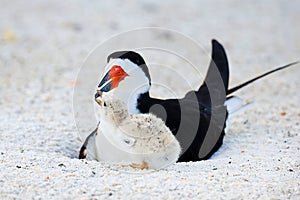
[95, 94, 181, 169]
[79, 39, 298, 162]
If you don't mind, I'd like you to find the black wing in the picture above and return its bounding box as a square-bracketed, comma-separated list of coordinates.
[137, 39, 229, 161]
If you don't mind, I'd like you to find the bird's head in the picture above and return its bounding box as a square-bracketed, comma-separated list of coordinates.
[95, 51, 151, 114]
[97, 93, 129, 125]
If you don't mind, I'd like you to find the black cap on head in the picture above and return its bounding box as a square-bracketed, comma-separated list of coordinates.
[107, 51, 151, 84]
[107, 51, 145, 66]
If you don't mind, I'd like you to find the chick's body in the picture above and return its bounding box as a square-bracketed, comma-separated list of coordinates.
[97, 95, 181, 169]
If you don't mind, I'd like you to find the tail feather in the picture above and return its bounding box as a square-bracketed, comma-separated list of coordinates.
[227, 61, 299, 95]
[224, 96, 253, 132]
[225, 96, 253, 117]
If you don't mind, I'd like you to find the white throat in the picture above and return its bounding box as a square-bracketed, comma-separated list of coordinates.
[102, 58, 150, 114]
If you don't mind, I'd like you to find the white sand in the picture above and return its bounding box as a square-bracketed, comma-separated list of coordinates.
[0, 0, 299, 199]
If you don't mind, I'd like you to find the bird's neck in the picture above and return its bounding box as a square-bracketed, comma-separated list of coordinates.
[108, 87, 150, 115]
[102, 109, 128, 126]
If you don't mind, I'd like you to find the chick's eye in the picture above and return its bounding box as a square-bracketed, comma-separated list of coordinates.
[103, 102, 107, 107]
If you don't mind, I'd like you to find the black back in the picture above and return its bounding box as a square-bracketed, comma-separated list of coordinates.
[138, 40, 229, 161]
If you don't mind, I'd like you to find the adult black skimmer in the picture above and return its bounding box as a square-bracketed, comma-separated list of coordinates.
[79, 39, 298, 162]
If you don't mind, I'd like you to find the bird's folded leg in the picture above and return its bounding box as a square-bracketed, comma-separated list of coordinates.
[130, 161, 149, 170]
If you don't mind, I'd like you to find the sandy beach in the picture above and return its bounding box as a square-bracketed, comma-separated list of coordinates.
[0, 0, 299, 199]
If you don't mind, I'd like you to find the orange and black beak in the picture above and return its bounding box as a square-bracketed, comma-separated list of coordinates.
[97, 65, 129, 92]
[95, 65, 128, 103]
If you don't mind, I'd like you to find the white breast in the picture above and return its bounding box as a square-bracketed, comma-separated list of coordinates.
[94, 119, 142, 164]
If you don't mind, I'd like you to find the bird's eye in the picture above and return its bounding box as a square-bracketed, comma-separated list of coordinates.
[103, 102, 107, 107]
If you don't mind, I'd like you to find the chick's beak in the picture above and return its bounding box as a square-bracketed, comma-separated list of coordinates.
[95, 91, 103, 106]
